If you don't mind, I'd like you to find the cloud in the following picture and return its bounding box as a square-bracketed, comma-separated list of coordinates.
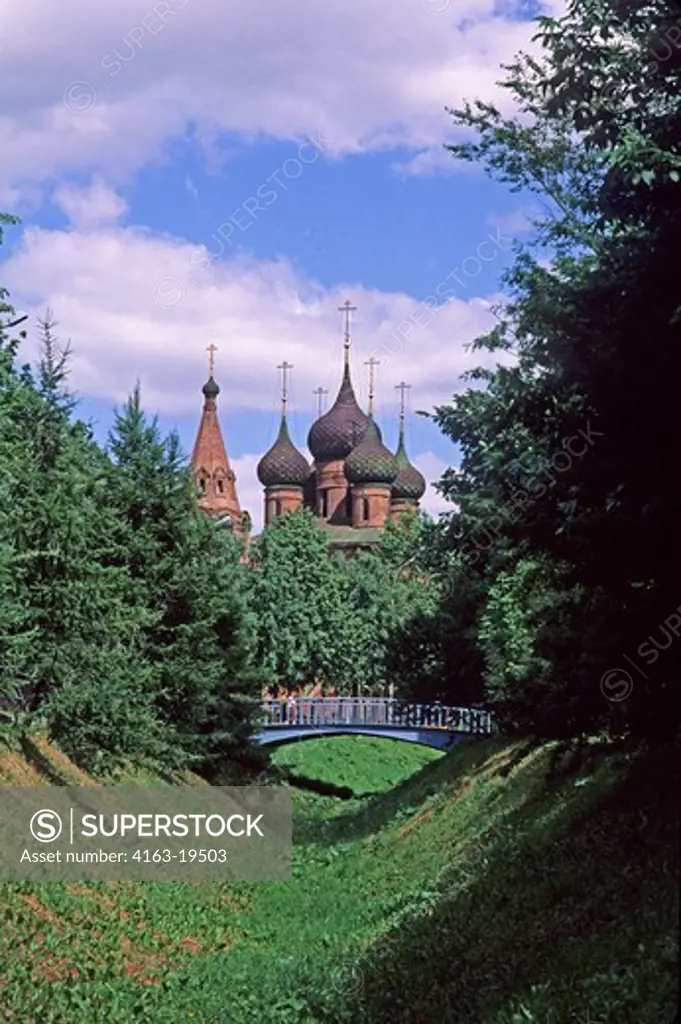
[1, 0, 562, 198]
[486, 204, 541, 239]
[392, 146, 460, 179]
[53, 180, 128, 228]
[3, 220, 505, 417]
[185, 176, 200, 202]
[413, 451, 453, 519]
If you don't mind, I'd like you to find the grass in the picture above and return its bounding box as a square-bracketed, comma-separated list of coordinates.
[0, 733, 677, 1022]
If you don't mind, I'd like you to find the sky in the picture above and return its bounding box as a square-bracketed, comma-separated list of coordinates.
[0, 0, 563, 529]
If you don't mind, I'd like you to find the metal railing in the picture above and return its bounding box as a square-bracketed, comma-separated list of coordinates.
[261, 697, 493, 735]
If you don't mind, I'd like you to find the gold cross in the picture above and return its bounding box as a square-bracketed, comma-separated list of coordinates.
[365, 355, 380, 415]
[207, 343, 218, 377]
[313, 386, 328, 417]
[395, 381, 411, 419]
[277, 361, 293, 409]
[337, 299, 357, 350]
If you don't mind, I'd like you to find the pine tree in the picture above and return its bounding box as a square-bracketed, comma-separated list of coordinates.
[106, 385, 258, 773]
[0, 313, 170, 771]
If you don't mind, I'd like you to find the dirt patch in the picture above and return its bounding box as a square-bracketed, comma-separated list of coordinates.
[19, 894, 63, 931]
[120, 934, 168, 987]
[179, 937, 202, 954]
[31, 956, 80, 984]
[398, 804, 438, 838]
[32, 736, 97, 786]
[0, 752, 44, 785]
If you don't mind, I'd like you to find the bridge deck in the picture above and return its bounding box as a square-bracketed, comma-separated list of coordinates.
[260, 698, 493, 736]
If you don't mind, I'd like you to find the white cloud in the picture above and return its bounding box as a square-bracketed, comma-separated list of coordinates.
[53, 180, 128, 228]
[413, 451, 453, 519]
[392, 146, 460, 179]
[1, 0, 562, 199]
[185, 176, 200, 202]
[3, 221, 505, 417]
[486, 204, 541, 239]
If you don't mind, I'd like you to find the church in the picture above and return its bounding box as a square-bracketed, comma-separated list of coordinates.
[190, 301, 426, 552]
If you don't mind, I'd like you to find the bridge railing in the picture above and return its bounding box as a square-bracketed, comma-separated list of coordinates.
[261, 698, 493, 735]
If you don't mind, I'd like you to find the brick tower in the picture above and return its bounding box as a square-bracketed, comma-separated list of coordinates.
[344, 356, 398, 528]
[190, 344, 249, 537]
[257, 361, 311, 525]
[390, 381, 426, 521]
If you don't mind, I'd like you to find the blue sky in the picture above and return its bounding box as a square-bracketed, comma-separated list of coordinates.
[0, 0, 559, 526]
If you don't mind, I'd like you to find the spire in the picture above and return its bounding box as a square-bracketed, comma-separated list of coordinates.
[392, 382, 425, 502]
[277, 360, 293, 417]
[308, 300, 378, 461]
[365, 355, 380, 416]
[313, 386, 328, 418]
[191, 355, 244, 528]
[207, 342, 217, 377]
[396, 380, 410, 447]
[338, 299, 356, 372]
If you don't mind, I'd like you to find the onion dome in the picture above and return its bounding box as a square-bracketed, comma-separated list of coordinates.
[202, 376, 220, 400]
[308, 364, 381, 461]
[392, 427, 426, 500]
[344, 417, 398, 485]
[257, 415, 310, 488]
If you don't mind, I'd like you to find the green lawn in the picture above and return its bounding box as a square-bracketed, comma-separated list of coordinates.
[1, 735, 678, 1022]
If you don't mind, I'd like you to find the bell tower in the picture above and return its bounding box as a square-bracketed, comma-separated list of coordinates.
[190, 344, 249, 536]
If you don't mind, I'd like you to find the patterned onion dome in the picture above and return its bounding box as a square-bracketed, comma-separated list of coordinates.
[392, 429, 426, 500]
[257, 415, 311, 487]
[308, 364, 381, 461]
[202, 376, 220, 399]
[344, 417, 398, 485]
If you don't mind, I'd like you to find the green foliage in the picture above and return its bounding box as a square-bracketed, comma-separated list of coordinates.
[247, 508, 337, 690]
[247, 509, 441, 696]
[476, 555, 621, 737]
[427, 0, 681, 737]
[103, 384, 259, 774]
[0, 243, 257, 775]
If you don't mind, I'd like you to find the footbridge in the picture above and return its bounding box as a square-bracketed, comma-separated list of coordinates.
[256, 697, 494, 750]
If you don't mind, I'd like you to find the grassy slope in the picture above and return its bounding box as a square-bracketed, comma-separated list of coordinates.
[0, 734, 677, 1023]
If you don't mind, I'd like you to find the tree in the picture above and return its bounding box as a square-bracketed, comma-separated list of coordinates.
[0, 312, 170, 771]
[430, 0, 681, 736]
[247, 508, 337, 692]
[384, 517, 486, 705]
[105, 385, 258, 774]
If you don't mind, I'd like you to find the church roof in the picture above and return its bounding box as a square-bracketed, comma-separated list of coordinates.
[344, 416, 398, 486]
[191, 375, 243, 523]
[307, 363, 376, 462]
[392, 426, 426, 500]
[257, 414, 311, 488]
[202, 376, 220, 399]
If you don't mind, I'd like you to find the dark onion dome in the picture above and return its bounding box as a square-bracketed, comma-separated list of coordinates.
[344, 416, 398, 485]
[257, 414, 311, 487]
[392, 427, 426, 500]
[308, 364, 381, 461]
[202, 376, 220, 399]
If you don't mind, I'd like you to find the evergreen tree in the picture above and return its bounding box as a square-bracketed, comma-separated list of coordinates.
[0, 313, 169, 771]
[106, 386, 258, 774]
